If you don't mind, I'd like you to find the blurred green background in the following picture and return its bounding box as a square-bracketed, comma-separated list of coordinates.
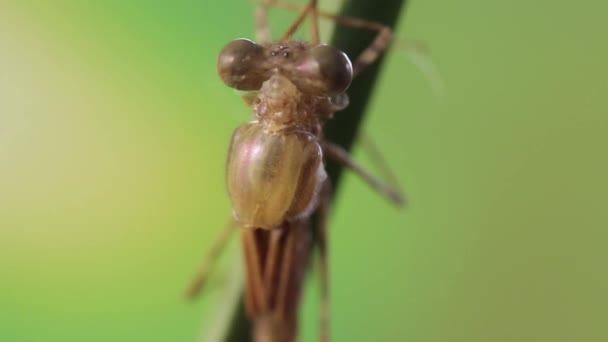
[1, 0, 606, 341]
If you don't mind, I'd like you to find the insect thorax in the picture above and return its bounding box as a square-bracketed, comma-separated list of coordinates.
[253, 72, 334, 135]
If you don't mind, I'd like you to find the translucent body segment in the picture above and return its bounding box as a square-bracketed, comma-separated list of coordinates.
[227, 123, 326, 229]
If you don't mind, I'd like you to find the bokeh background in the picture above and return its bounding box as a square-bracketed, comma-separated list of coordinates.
[1, 0, 606, 341]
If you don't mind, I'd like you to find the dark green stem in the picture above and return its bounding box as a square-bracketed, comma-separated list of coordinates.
[224, 0, 407, 340]
[325, 0, 407, 192]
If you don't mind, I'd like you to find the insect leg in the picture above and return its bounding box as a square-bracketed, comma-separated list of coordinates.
[258, 0, 393, 77]
[322, 141, 405, 206]
[309, 0, 320, 45]
[263, 229, 283, 306]
[320, 11, 392, 77]
[241, 228, 269, 314]
[358, 132, 405, 201]
[259, 0, 316, 42]
[184, 217, 236, 300]
[278, 0, 315, 41]
[255, 1, 272, 43]
[317, 180, 332, 342]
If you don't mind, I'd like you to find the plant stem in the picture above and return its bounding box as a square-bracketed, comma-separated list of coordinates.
[325, 0, 407, 192]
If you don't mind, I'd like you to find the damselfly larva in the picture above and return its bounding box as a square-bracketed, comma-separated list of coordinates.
[187, 1, 403, 341]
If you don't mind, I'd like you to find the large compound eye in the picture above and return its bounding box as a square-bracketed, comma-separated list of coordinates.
[309, 45, 353, 95]
[217, 39, 268, 90]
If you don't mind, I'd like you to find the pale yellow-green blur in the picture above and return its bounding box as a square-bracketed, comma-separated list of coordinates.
[1, 1, 606, 341]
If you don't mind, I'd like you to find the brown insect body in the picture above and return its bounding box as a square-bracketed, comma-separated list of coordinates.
[224, 40, 348, 341]
[227, 123, 325, 229]
[186, 3, 400, 341]
[226, 41, 342, 229]
[241, 220, 311, 342]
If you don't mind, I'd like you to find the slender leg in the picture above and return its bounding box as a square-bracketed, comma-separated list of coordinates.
[259, 0, 314, 42]
[260, 0, 393, 76]
[263, 229, 283, 306]
[322, 141, 405, 206]
[278, 1, 314, 41]
[317, 181, 332, 342]
[321, 12, 391, 77]
[184, 218, 236, 300]
[255, 2, 272, 44]
[358, 132, 405, 199]
[242, 228, 269, 313]
[262, 0, 440, 97]
[309, 0, 320, 45]
[275, 221, 296, 319]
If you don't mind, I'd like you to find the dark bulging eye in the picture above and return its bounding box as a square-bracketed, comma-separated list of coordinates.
[217, 39, 268, 90]
[309, 45, 353, 95]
